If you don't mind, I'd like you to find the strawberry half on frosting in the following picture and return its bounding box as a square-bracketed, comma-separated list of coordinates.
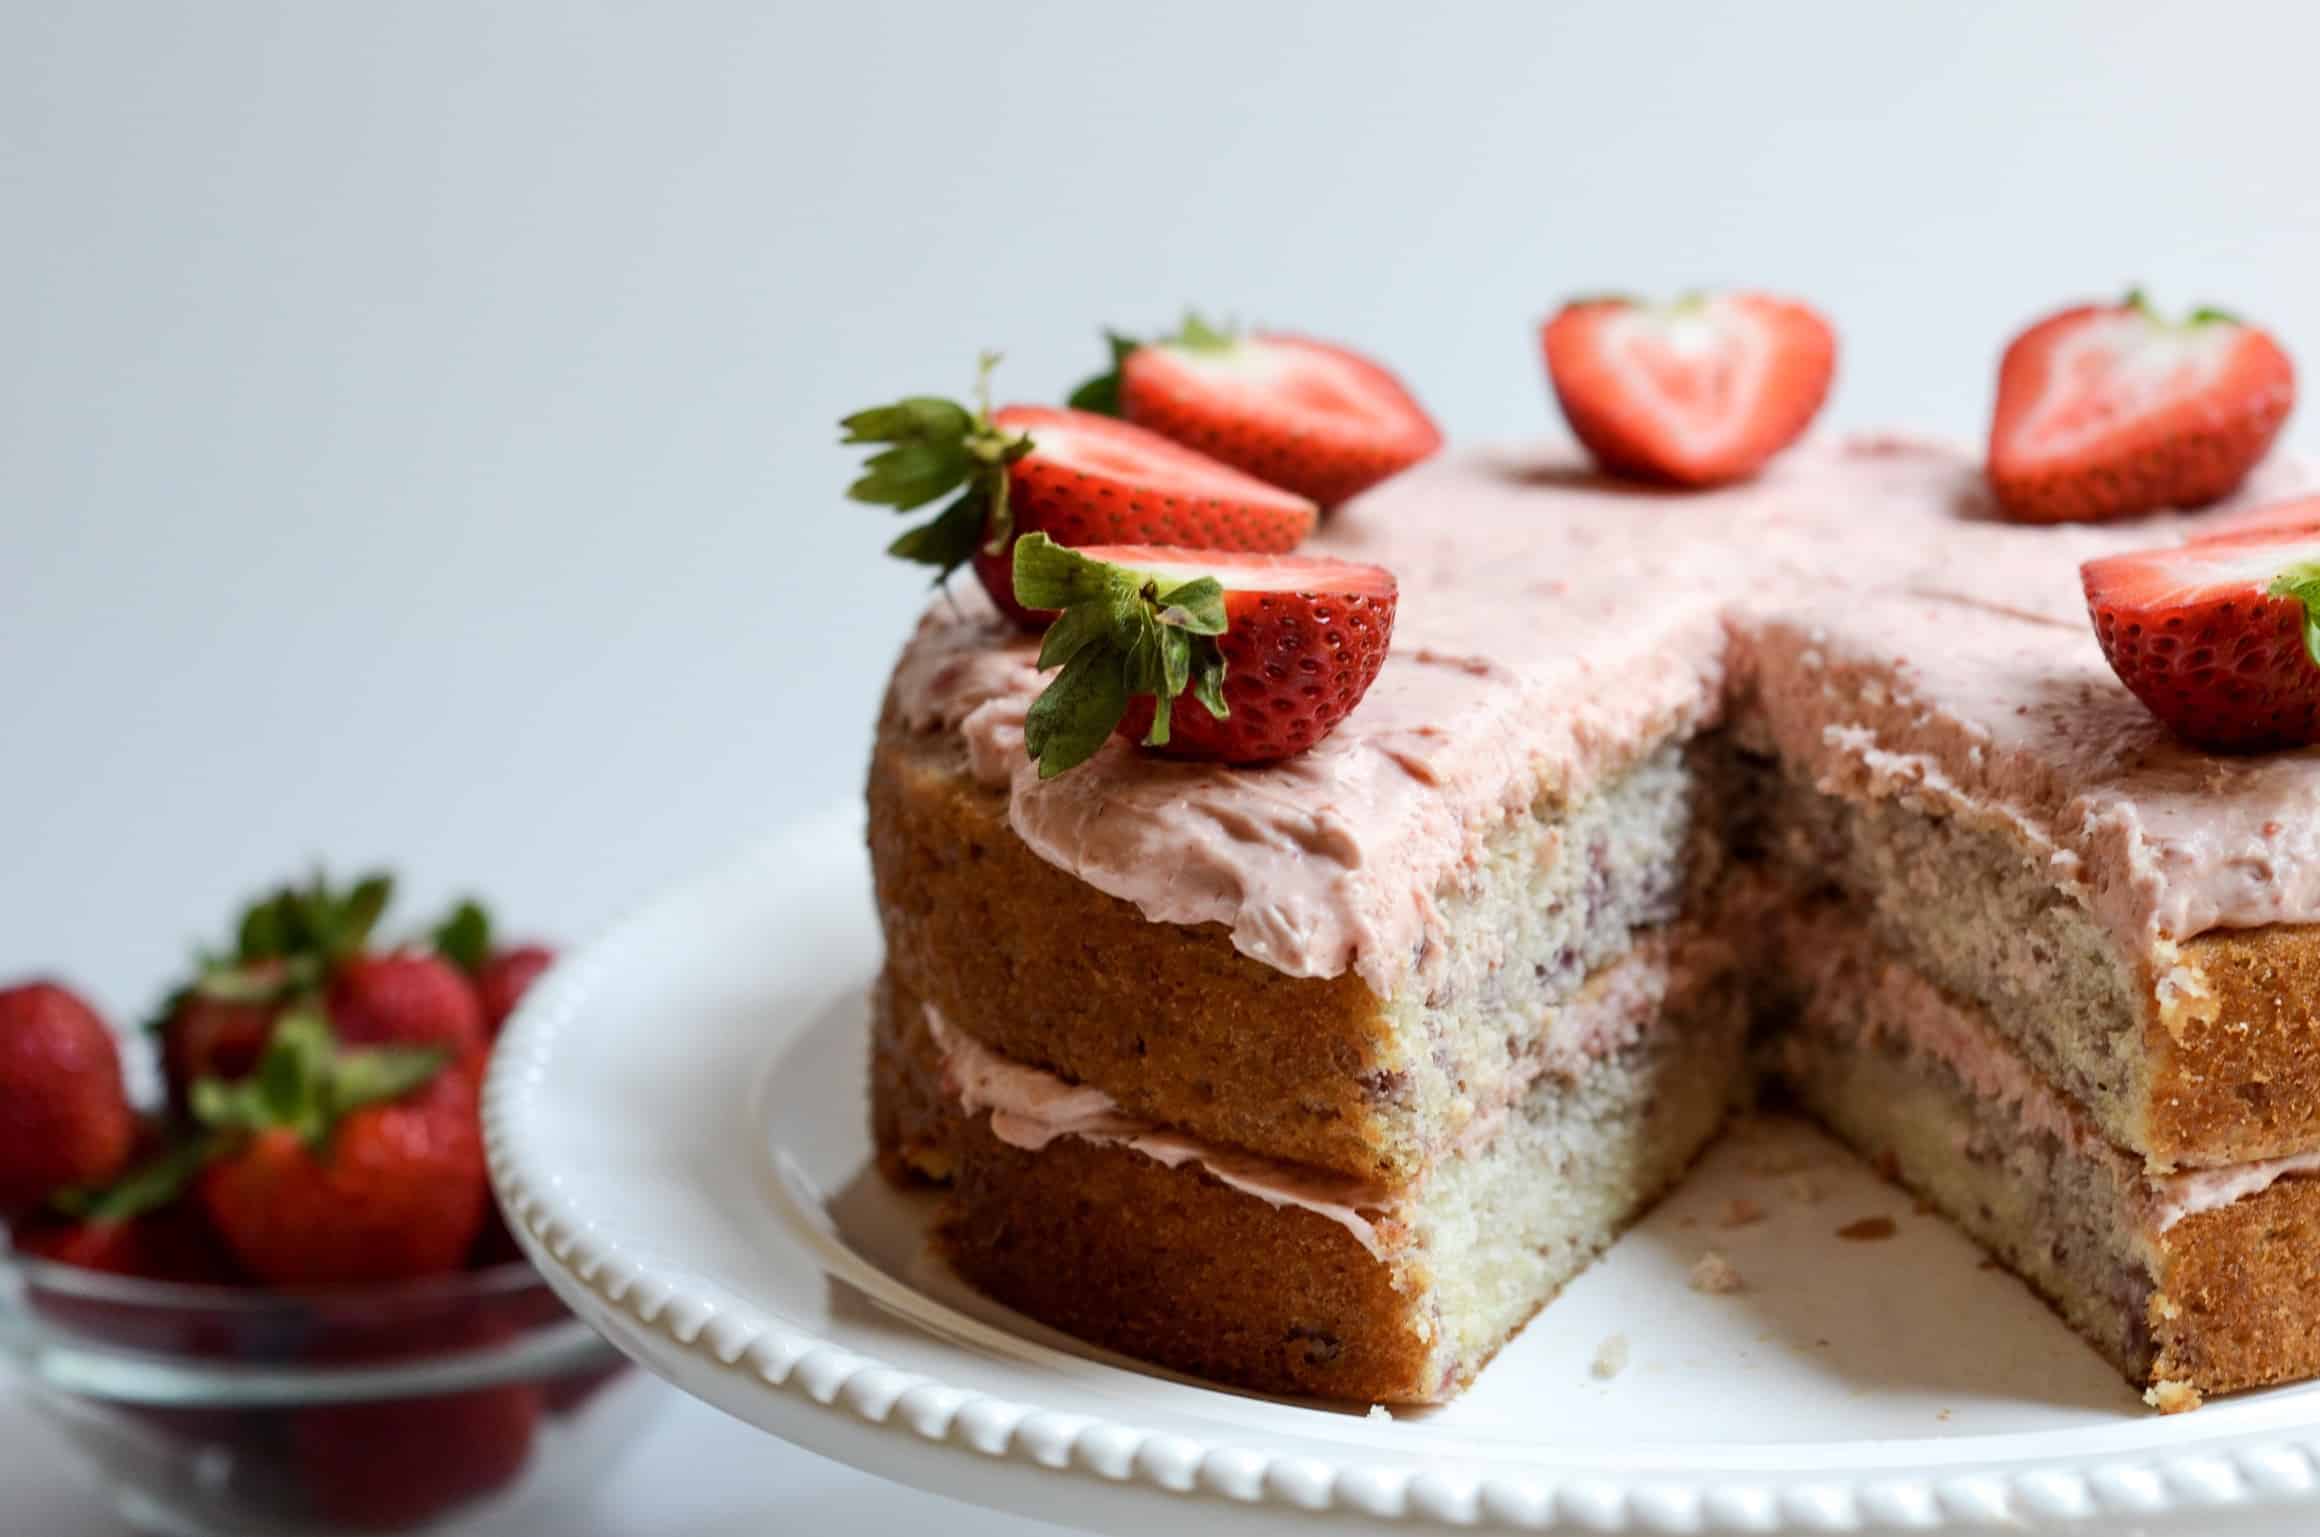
[1540, 291, 1836, 487]
[843, 357, 1318, 628]
[1011, 534, 1396, 774]
[1990, 292, 2295, 525]
[1070, 317, 1443, 508]
[2083, 534, 2320, 751]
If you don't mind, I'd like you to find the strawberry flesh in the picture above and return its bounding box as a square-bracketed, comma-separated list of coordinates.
[2083, 536, 2320, 750]
[1542, 293, 1836, 487]
[1118, 334, 1442, 507]
[1990, 298, 2295, 524]
[974, 406, 1320, 627]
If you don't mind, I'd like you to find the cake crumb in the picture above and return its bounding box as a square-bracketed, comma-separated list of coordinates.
[1786, 1172, 1822, 1204]
[1937, 1408, 1953, 1422]
[1718, 1197, 1765, 1228]
[1689, 1250, 1744, 1294]
[2145, 1379, 2204, 1414]
[1836, 1216, 1896, 1242]
[1366, 1403, 1393, 1422]
[1590, 1333, 1630, 1380]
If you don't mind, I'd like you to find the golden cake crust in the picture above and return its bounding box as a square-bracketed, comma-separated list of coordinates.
[870, 969, 1442, 1402]
[2153, 1174, 2320, 1401]
[2157, 929, 2320, 1168]
[869, 697, 1401, 1180]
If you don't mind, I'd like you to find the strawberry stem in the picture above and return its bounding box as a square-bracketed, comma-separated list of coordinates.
[841, 359, 1033, 582]
[1013, 534, 1230, 777]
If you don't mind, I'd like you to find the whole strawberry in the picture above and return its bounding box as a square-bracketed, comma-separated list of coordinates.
[193, 1011, 488, 1287]
[1990, 291, 2296, 524]
[843, 355, 1318, 628]
[158, 961, 292, 1108]
[0, 982, 136, 1214]
[293, 1316, 542, 1529]
[328, 952, 487, 1066]
[1071, 316, 1444, 507]
[2082, 534, 2320, 750]
[1012, 534, 1397, 772]
[430, 899, 555, 1038]
[157, 871, 396, 1103]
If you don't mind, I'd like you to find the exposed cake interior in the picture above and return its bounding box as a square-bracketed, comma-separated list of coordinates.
[868, 436, 2320, 1408]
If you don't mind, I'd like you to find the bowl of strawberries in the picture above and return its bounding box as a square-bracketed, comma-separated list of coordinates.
[0, 875, 645, 1535]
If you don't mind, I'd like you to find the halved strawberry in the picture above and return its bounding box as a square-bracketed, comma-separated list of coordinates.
[1010, 534, 1396, 772]
[2082, 536, 2320, 750]
[1990, 292, 2295, 524]
[842, 358, 1318, 628]
[2188, 495, 2320, 548]
[1540, 292, 1836, 487]
[1070, 318, 1443, 507]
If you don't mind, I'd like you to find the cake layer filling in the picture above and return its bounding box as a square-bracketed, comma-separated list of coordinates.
[1773, 905, 2320, 1229]
[926, 1004, 1396, 1258]
[889, 437, 2314, 997]
[922, 926, 1728, 1263]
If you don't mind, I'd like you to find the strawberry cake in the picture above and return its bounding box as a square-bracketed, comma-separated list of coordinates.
[857, 296, 2320, 1410]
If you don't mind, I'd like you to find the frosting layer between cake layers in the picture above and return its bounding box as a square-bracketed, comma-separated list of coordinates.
[889, 436, 2316, 998]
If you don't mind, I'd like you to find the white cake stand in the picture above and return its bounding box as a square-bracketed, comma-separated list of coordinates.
[483, 804, 2320, 1534]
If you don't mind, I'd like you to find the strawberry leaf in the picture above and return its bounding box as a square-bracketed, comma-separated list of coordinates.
[192, 1007, 446, 1151]
[1013, 534, 1230, 777]
[844, 355, 1031, 581]
[432, 899, 493, 976]
[51, 1136, 219, 1224]
[2270, 561, 2320, 670]
[1065, 331, 1140, 416]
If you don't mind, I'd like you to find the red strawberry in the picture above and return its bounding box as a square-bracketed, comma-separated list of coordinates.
[328, 952, 488, 1068]
[1011, 534, 1397, 772]
[1542, 292, 1835, 487]
[159, 960, 291, 1106]
[194, 1011, 488, 1287]
[430, 898, 555, 1039]
[473, 946, 554, 1036]
[843, 358, 1318, 629]
[1072, 318, 1442, 507]
[1989, 292, 2296, 525]
[296, 1384, 540, 1529]
[14, 1202, 242, 1284]
[2082, 536, 2320, 750]
[2189, 495, 2320, 548]
[294, 1315, 541, 1535]
[0, 982, 136, 1214]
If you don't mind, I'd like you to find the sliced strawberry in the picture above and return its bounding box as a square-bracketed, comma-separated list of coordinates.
[2082, 536, 2320, 750]
[1011, 534, 1396, 771]
[842, 359, 1317, 629]
[1070, 318, 1442, 507]
[1541, 292, 1836, 487]
[2188, 495, 2320, 548]
[1990, 292, 2295, 524]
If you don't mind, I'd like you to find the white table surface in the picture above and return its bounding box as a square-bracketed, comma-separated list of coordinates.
[7, 3, 2320, 1533]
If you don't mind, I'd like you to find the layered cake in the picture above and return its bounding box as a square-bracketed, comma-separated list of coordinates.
[856, 297, 2320, 1409]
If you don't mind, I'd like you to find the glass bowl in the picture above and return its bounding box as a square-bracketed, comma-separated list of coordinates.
[0, 1240, 648, 1535]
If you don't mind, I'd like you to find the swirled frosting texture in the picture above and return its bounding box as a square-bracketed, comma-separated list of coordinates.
[888, 436, 2313, 995]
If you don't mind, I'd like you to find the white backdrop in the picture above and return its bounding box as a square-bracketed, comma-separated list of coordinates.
[5, 3, 2320, 1531]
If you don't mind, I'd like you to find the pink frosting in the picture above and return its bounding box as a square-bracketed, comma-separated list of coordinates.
[925, 1005, 1394, 1258]
[889, 436, 2314, 994]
